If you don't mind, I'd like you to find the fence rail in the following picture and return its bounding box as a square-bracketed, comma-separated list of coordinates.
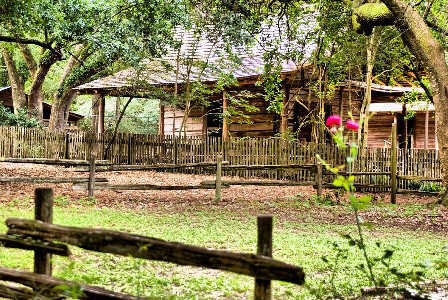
[0, 188, 305, 300]
[0, 126, 442, 192]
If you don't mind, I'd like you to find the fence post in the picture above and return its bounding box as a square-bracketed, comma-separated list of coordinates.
[215, 154, 222, 202]
[127, 135, 132, 165]
[64, 133, 70, 159]
[254, 215, 273, 300]
[88, 140, 96, 198]
[391, 123, 397, 204]
[174, 137, 178, 165]
[315, 163, 322, 198]
[34, 188, 53, 275]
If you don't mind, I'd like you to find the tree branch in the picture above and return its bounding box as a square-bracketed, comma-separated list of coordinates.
[0, 36, 54, 52]
[426, 19, 448, 36]
[18, 44, 37, 78]
[104, 97, 134, 157]
[410, 61, 433, 103]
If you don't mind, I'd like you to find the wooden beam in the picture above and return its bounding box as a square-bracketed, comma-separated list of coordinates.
[222, 91, 229, 142]
[0, 267, 139, 300]
[74, 162, 230, 172]
[254, 216, 273, 300]
[92, 94, 100, 136]
[7, 218, 305, 285]
[0, 177, 107, 184]
[339, 87, 344, 119]
[280, 84, 290, 137]
[200, 180, 315, 187]
[424, 109, 429, 150]
[0, 158, 111, 166]
[98, 95, 105, 136]
[0, 234, 71, 256]
[391, 123, 397, 204]
[34, 188, 53, 276]
[0, 283, 36, 300]
[202, 106, 208, 138]
[159, 103, 165, 136]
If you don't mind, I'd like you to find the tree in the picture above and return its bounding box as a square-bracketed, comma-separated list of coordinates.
[0, 0, 187, 130]
[352, 0, 448, 203]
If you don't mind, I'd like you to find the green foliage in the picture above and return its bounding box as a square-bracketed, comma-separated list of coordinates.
[257, 50, 284, 114]
[54, 195, 71, 207]
[409, 180, 443, 193]
[77, 97, 160, 134]
[0, 104, 42, 128]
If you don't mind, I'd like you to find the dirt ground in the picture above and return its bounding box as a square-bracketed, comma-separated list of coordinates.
[1, 163, 447, 235]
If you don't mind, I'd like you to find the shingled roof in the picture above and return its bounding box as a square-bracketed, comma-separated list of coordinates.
[346, 80, 424, 94]
[74, 18, 316, 95]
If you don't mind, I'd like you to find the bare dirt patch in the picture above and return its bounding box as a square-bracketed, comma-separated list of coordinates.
[1, 163, 447, 235]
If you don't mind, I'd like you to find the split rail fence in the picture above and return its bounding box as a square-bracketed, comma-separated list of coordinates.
[0, 188, 305, 300]
[0, 126, 442, 193]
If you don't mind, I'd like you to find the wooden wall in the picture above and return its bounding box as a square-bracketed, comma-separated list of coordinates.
[161, 84, 437, 149]
[163, 106, 205, 136]
[229, 95, 276, 137]
[367, 113, 395, 148]
[414, 111, 436, 149]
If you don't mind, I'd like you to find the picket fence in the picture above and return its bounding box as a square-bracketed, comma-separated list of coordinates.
[0, 126, 441, 191]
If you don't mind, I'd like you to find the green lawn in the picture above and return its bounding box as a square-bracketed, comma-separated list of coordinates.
[0, 206, 446, 299]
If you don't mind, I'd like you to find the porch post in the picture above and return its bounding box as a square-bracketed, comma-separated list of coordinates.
[172, 109, 176, 136]
[280, 84, 290, 138]
[424, 109, 429, 150]
[222, 91, 229, 142]
[91, 94, 100, 136]
[98, 94, 105, 136]
[159, 103, 165, 136]
[339, 87, 344, 120]
[202, 106, 208, 138]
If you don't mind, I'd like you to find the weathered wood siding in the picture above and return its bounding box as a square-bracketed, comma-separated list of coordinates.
[164, 106, 204, 136]
[414, 111, 436, 149]
[367, 113, 395, 148]
[229, 96, 276, 137]
[160, 86, 437, 149]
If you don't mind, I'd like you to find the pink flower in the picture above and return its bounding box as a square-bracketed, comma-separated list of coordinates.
[345, 120, 359, 131]
[326, 115, 341, 127]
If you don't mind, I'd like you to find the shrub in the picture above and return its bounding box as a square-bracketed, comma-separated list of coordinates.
[0, 104, 42, 128]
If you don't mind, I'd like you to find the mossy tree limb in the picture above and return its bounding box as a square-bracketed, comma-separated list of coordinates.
[353, 0, 448, 205]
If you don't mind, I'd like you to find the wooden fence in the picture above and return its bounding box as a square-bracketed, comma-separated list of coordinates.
[0, 126, 442, 192]
[0, 188, 305, 299]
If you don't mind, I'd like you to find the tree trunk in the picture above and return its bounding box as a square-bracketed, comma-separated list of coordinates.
[28, 51, 60, 121]
[378, 0, 448, 204]
[48, 90, 77, 131]
[1, 46, 27, 113]
[359, 28, 380, 149]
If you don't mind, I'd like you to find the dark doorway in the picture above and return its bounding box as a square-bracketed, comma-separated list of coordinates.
[206, 99, 222, 137]
[292, 102, 313, 142]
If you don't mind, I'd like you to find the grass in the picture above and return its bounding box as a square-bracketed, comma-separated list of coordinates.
[0, 206, 447, 299]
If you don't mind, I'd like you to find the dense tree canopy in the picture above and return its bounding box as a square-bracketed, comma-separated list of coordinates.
[0, 0, 188, 129]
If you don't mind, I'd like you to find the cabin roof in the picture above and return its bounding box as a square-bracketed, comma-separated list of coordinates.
[345, 80, 424, 94]
[74, 18, 317, 95]
[74, 58, 308, 94]
[369, 101, 434, 113]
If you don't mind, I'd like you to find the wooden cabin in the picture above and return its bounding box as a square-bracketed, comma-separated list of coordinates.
[158, 79, 436, 149]
[73, 26, 437, 149]
[0, 86, 84, 127]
